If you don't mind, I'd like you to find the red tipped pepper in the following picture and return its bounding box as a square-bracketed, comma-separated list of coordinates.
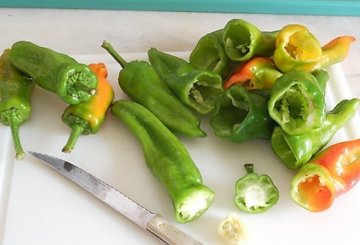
[223, 57, 282, 90]
[291, 139, 360, 212]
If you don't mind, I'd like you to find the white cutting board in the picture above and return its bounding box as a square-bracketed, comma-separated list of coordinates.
[1, 53, 359, 245]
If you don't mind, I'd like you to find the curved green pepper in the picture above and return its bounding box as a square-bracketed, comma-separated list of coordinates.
[0, 49, 35, 160]
[222, 19, 278, 62]
[268, 71, 326, 135]
[111, 100, 215, 223]
[148, 48, 223, 114]
[210, 84, 274, 142]
[102, 41, 205, 137]
[235, 163, 279, 213]
[189, 29, 237, 80]
[271, 98, 360, 170]
[8, 41, 98, 104]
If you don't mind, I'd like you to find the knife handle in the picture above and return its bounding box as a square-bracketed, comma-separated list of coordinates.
[146, 214, 204, 245]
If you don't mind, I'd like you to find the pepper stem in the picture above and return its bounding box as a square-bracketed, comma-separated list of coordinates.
[9, 117, 25, 160]
[62, 124, 84, 153]
[244, 163, 254, 174]
[101, 40, 128, 68]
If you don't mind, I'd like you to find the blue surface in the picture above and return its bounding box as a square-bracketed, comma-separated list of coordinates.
[1, 0, 360, 16]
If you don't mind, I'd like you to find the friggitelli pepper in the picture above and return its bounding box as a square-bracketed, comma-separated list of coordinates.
[111, 100, 215, 223]
[271, 98, 360, 170]
[291, 139, 360, 212]
[223, 57, 282, 90]
[223, 19, 278, 62]
[8, 41, 98, 104]
[61, 63, 114, 153]
[102, 41, 205, 137]
[209, 84, 274, 143]
[0, 49, 35, 160]
[148, 47, 223, 114]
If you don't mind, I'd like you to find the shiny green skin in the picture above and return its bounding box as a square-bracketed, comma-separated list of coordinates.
[111, 100, 214, 223]
[148, 47, 223, 114]
[271, 98, 360, 170]
[210, 84, 274, 142]
[0, 49, 35, 159]
[8, 41, 98, 104]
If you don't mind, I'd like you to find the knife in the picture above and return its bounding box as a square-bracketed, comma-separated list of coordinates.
[28, 151, 204, 245]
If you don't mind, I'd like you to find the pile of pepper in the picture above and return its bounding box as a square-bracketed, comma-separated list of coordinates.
[1, 19, 359, 225]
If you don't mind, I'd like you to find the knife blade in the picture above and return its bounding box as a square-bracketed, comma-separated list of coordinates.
[28, 151, 204, 245]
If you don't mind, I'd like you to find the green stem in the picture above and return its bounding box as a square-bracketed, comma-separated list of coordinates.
[101, 40, 128, 68]
[62, 124, 84, 153]
[9, 117, 24, 160]
[244, 163, 254, 174]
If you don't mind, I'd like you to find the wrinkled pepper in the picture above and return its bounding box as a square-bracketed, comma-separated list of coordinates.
[61, 63, 114, 153]
[0, 49, 35, 160]
[273, 24, 355, 73]
[222, 19, 278, 62]
[235, 163, 279, 213]
[268, 71, 326, 135]
[223, 57, 282, 90]
[148, 47, 223, 114]
[111, 100, 215, 223]
[271, 98, 360, 170]
[291, 139, 360, 212]
[189, 29, 238, 80]
[102, 41, 206, 137]
[210, 84, 274, 143]
[8, 41, 98, 104]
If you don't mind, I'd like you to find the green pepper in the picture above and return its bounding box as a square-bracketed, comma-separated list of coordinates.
[209, 84, 274, 142]
[0, 49, 35, 160]
[311, 69, 329, 94]
[8, 41, 98, 104]
[271, 98, 360, 170]
[268, 71, 326, 135]
[61, 63, 114, 153]
[234, 163, 279, 214]
[148, 47, 223, 114]
[111, 100, 215, 223]
[222, 19, 278, 62]
[189, 29, 237, 80]
[102, 41, 206, 138]
[223, 57, 282, 90]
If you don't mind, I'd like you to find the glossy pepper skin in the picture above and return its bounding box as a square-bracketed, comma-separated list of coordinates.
[209, 84, 274, 143]
[274, 24, 355, 73]
[189, 29, 238, 80]
[271, 98, 360, 170]
[235, 163, 279, 213]
[148, 47, 223, 114]
[291, 139, 360, 212]
[0, 49, 35, 160]
[111, 100, 215, 223]
[268, 71, 326, 135]
[223, 19, 278, 62]
[61, 63, 114, 153]
[102, 41, 206, 138]
[223, 57, 282, 90]
[8, 41, 98, 104]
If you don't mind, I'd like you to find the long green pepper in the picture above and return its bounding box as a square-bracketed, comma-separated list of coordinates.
[0, 49, 35, 160]
[111, 100, 215, 223]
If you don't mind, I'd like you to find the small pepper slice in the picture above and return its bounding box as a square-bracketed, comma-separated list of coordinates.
[209, 84, 274, 143]
[268, 70, 326, 135]
[8, 41, 98, 104]
[0, 49, 35, 160]
[223, 57, 282, 90]
[148, 47, 223, 114]
[102, 41, 206, 138]
[111, 100, 215, 223]
[271, 98, 360, 170]
[223, 19, 278, 62]
[61, 63, 114, 153]
[235, 163, 279, 214]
